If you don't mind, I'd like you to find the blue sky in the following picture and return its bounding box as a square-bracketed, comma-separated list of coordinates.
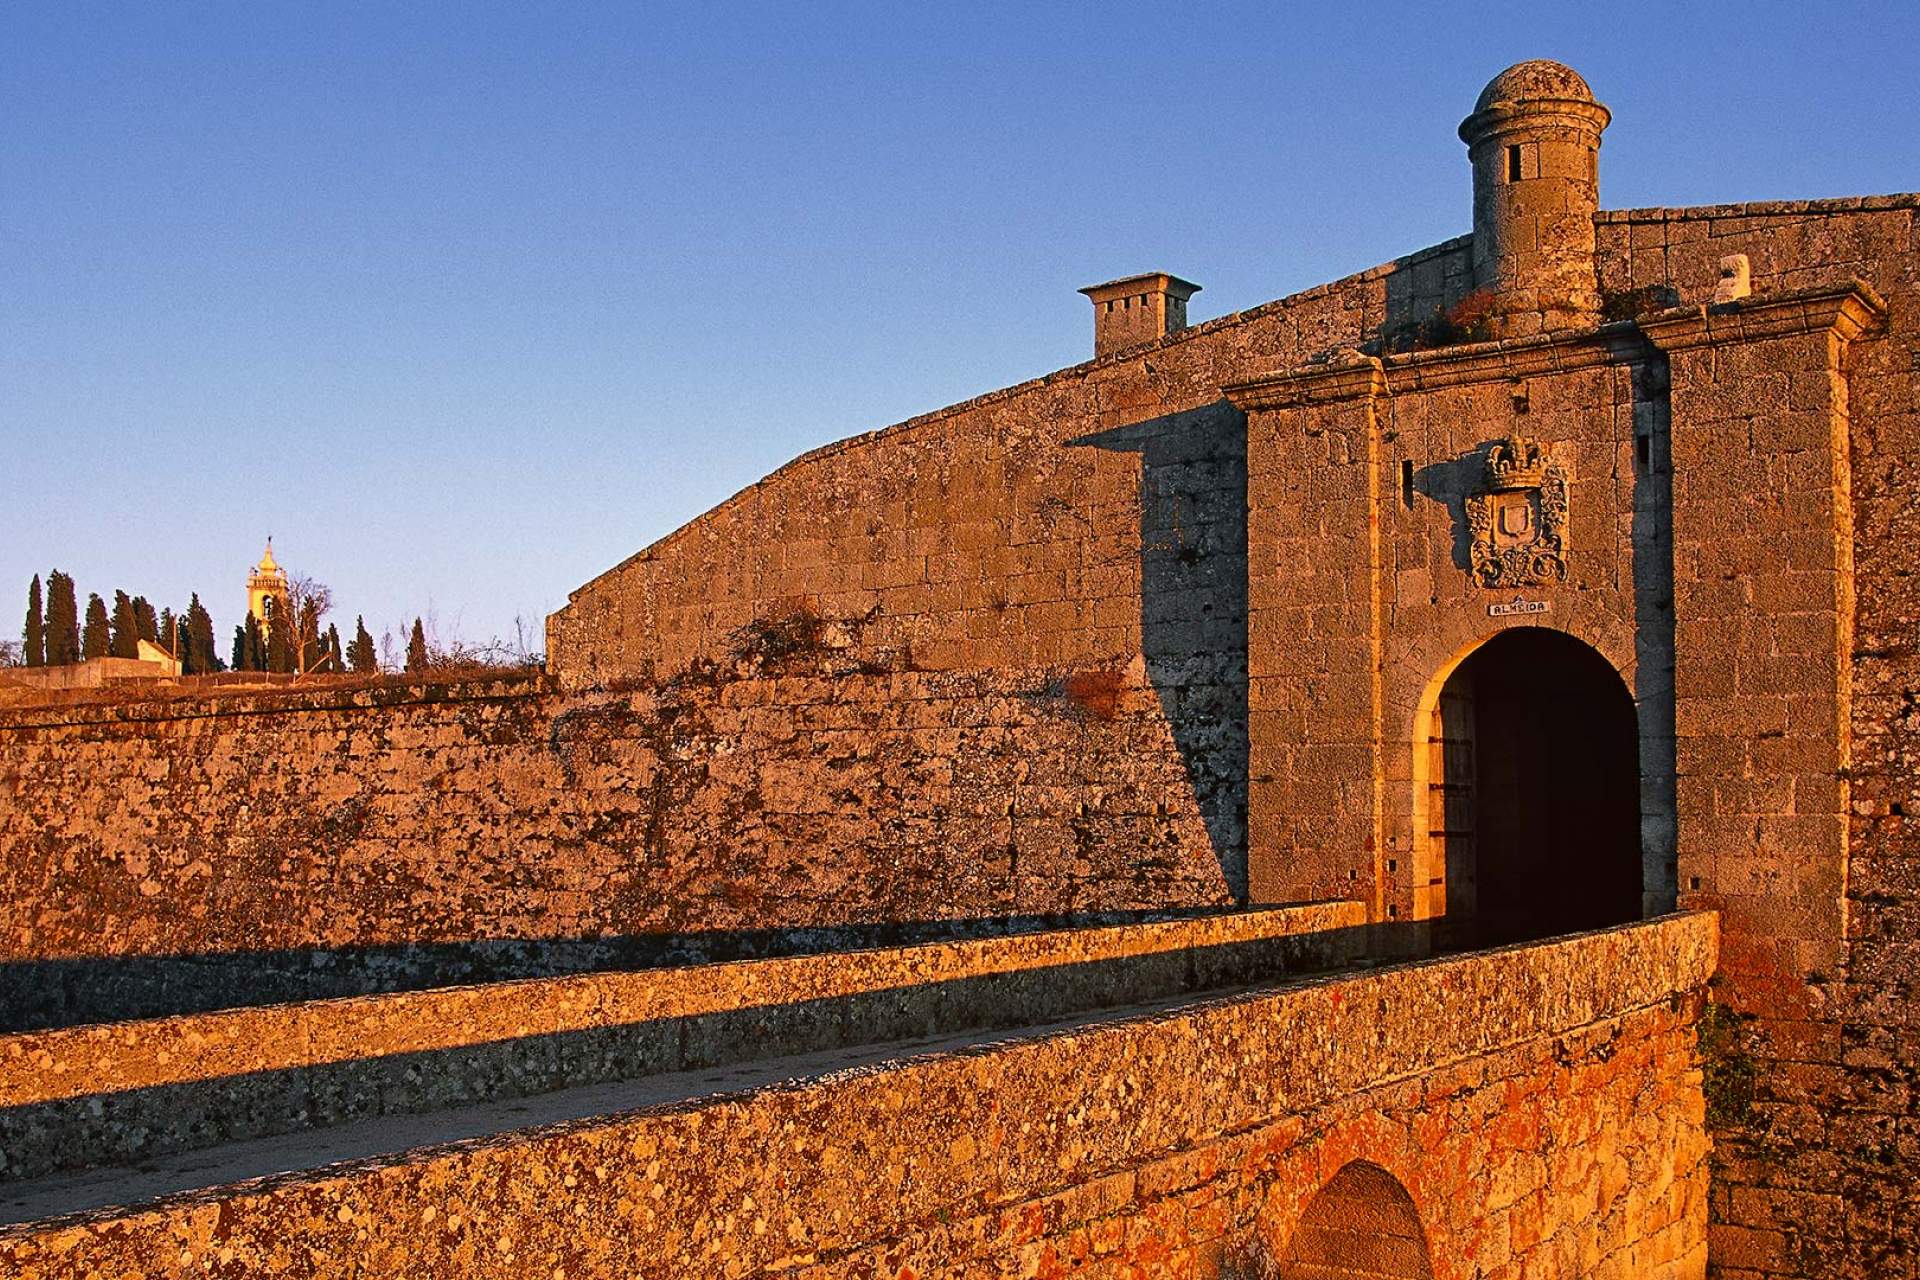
[3, 2, 1915, 653]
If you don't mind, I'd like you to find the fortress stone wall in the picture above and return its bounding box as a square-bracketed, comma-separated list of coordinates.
[3, 61, 1917, 1278]
[541, 182, 1920, 1275]
[0, 645, 1243, 1031]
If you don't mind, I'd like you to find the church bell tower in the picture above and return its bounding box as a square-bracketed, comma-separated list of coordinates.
[247, 538, 290, 630]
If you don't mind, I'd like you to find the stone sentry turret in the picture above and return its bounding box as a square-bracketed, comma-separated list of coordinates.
[1459, 60, 1611, 339]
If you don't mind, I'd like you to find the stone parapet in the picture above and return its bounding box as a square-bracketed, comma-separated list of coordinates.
[0, 902, 1364, 1185]
[0, 912, 1717, 1279]
[1595, 193, 1920, 224]
[0, 650, 1249, 1032]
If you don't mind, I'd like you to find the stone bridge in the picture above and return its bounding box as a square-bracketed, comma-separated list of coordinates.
[0, 909, 1714, 1279]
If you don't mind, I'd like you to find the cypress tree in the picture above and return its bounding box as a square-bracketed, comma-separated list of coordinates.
[406, 617, 429, 673]
[24, 575, 44, 668]
[179, 602, 200, 674]
[159, 607, 176, 655]
[266, 609, 293, 673]
[349, 616, 377, 673]
[82, 594, 110, 660]
[185, 594, 219, 674]
[110, 591, 139, 659]
[45, 571, 79, 666]
[250, 614, 267, 671]
[231, 624, 248, 671]
[132, 596, 158, 645]
[324, 623, 343, 673]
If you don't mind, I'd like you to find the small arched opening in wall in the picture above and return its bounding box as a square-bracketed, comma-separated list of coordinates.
[1275, 1160, 1434, 1280]
[1411, 625, 1642, 949]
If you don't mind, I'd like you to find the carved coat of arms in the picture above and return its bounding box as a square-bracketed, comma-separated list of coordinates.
[1465, 432, 1567, 588]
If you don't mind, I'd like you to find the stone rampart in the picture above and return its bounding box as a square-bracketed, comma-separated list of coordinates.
[3, 190, 1914, 1276]
[541, 248, 1452, 681]
[0, 650, 1240, 1031]
[546, 202, 1915, 691]
[531, 207, 1920, 1280]
[0, 901, 1363, 1184]
[0, 913, 1718, 1279]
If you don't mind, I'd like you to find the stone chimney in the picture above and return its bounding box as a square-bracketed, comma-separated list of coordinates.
[1459, 60, 1610, 338]
[1079, 273, 1201, 357]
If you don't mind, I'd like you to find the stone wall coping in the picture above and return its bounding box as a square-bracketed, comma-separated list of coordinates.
[1595, 192, 1919, 223]
[0, 901, 1364, 1109]
[0, 911, 1717, 1259]
[0, 673, 554, 731]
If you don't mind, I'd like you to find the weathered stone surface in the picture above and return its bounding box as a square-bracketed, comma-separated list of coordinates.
[0, 902, 1362, 1183]
[0, 914, 1716, 1280]
[3, 58, 1916, 1278]
[0, 651, 1245, 1031]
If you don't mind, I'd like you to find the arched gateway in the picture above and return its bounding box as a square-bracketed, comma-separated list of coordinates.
[1419, 627, 1642, 948]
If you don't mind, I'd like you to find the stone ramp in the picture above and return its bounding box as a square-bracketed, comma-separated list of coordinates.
[0, 915, 1717, 1280]
[0, 903, 1365, 1189]
[3, 984, 1233, 1228]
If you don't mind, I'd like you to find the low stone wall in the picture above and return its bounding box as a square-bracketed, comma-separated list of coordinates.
[0, 643, 1244, 1030]
[0, 658, 176, 691]
[0, 902, 1363, 1184]
[0, 913, 1717, 1279]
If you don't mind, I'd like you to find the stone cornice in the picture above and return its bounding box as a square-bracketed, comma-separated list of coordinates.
[1222, 353, 1385, 411]
[1223, 280, 1889, 411]
[1379, 325, 1646, 394]
[1638, 280, 1888, 352]
[1224, 326, 1642, 410]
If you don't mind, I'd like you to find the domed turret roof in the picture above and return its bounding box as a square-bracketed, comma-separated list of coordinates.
[255, 538, 282, 574]
[1473, 60, 1596, 113]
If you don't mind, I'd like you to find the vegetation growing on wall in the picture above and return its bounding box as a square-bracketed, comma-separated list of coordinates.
[1380, 287, 1499, 353]
[1696, 996, 1757, 1132]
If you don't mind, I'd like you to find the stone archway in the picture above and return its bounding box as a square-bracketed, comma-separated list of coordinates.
[1276, 1160, 1434, 1280]
[1418, 626, 1642, 948]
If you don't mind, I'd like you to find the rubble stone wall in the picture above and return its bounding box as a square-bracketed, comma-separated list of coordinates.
[0, 650, 1241, 1031]
[2, 193, 1914, 1277]
[0, 914, 1718, 1280]
[542, 241, 1481, 901]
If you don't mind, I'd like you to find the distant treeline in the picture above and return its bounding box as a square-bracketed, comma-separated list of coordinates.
[19, 572, 395, 676]
[21, 571, 222, 672]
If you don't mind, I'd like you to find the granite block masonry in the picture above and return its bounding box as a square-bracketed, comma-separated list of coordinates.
[4, 58, 1918, 1276]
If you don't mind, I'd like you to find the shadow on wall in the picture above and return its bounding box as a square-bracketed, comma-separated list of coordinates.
[1070, 400, 1250, 899]
[0, 922, 1370, 1194]
[1412, 446, 1487, 576]
[0, 907, 1244, 1033]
